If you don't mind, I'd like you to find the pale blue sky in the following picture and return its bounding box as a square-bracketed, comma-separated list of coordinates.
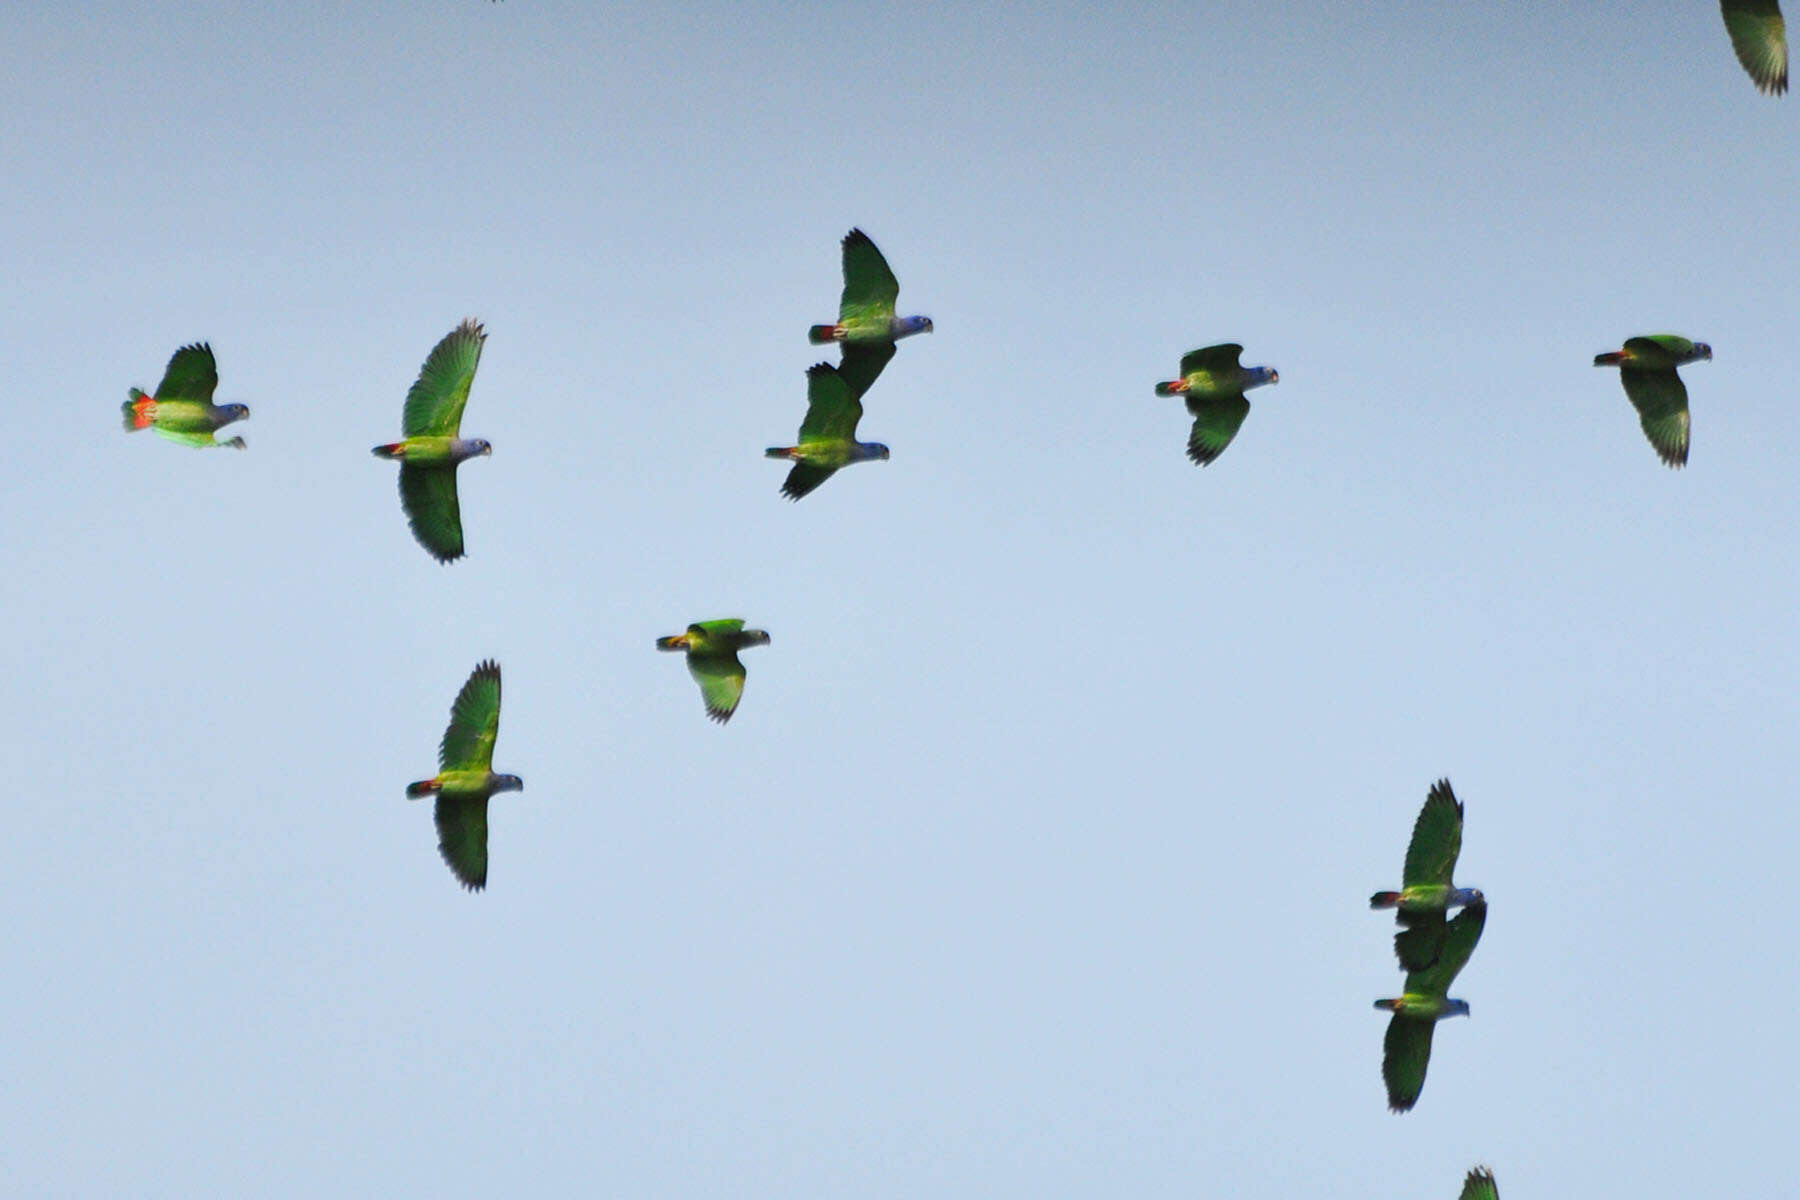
[5, 2, 1797, 1196]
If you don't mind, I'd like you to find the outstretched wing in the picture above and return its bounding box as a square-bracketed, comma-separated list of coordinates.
[439, 660, 502, 771]
[403, 319, 486, 436]
[434, 794, 489, 891]
[1619, 368, 1690, 468]
[781, 462, 838, 501]
[1405, 899, 1487, 995]
[1403, 780, 1464, 889]
[1381, 1012, 1436, 1113]
[154, 343, 219, 404]
[1178, 343, 1243, 378]
[798, 363, 863, 443]
[399, 464, 466, 562]
[1459, 1167, 1499, 1200]
[1186, 394, 1251, 465]
[1722, 0, 1788, 94]
[838, 228, 900, 324]
[688, 653, 748, 723]
[837, 341, 896, 400]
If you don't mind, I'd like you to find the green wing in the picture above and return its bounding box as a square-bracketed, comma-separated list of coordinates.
[1404, 899, 1487, 995]
[1381, 1011, 1436, 1113]
[154, 343, 219, 403]
[837, 341, 896, 400]
[1623, 335, 1694, 363]
[689, 618, 747, 639]
[439, 660, 502, 770]
[434, 795, 489, 891]
[403, 319, 485, 436]
[1458, 1167, 1499, 1200]
[1186, 394, 1251, 465]
[688, 653, 748, 723]
[1618, 368, 1691, 467]
[399, 464, 466, 562]
[1179, 343, 1243, 377]
[1722, 0, 1788, 94]
[781, 462, 838, 500]
[798, 363, 863, 443]
[838, 228, 900, 324]
[1403, 780, 1464, 888]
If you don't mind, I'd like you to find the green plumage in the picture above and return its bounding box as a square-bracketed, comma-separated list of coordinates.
[1722, 0, 1788, 94]
[765, 363, 889, 500]
[406, 660, 522, 891]
[1594, 334, 1709, 469]
[121, 342, 249, 449]
[1153, 343, 1277, 465]
[1458, 1167, 1499, 1200]
[373, 319, 492, 562]
[1373, 779, 1478, 971]
[656, 619, 771, 723]
[1378, 899, 1486, 1112]
[809, 229, 931, 397]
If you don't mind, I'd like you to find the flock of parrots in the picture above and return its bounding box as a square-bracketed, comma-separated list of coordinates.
[112, 2, 1791, 1191]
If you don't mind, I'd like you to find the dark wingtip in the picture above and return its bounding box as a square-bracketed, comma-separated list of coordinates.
[706, 706, 733, 724]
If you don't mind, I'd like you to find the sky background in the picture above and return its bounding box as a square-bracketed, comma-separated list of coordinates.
[4, 1, 1796, 1195]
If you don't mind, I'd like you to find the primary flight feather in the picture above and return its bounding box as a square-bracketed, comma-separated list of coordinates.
[372, 319, 494, 561]
[1153, 343, 1278, 465]
[808, 228, 932, 398]
[1722, 0, 1787, 94]
[1593, 334, 1710, 468]
[121, 342, 248, 449]
[1459, 1167, 1499, 1200]
[404, 660, 524, 892]
[656, 619, 770, 723]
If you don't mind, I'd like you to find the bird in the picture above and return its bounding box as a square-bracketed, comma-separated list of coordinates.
[1721, 0, 1787, 94]
[1152, 343, 1278, 465]
[372, 319, 494, 562]
[1459, 1167, 1499, 1200]
[656, 620, 770, 723]
[808, 228, 933, 398]
[121, 342, 248, 449]
[404, 660, 523, 891]
[765, 363, 890, 500]
[1593, 334, 1711, 468]
[1370, 779, 1485, 971]
[1374, 897, 1486, 1112]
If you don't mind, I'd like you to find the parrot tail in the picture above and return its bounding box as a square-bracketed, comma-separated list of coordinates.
[1369, 891, 1402, 910]
[405, 778, 441, 799]
[764, 446, 799, 460]
[371, 442, 406, 459]
[122, 390, 156, 431]
[1153, 380, 1185, 397]
[1593, 351, 1627, 367]
[807, 324, 840, 345]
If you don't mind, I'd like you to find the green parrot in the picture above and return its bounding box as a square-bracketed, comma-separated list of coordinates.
[405, 660, 523, 891]
[808, 228, 933, 399]
[655, 619, 770, 723]
[1459, 1167, 1499, 1200]
[765, 363, 890, 500]
[121, 342, 248, 449]
[1153, 343, 1278, 465]
[1374, 897, 1486, 1112]
[1722, 0, 1787, 94]
[372, 319, 494, 562]
[1370, 779, 1484, 972]
[1593, 335, 1711, 468]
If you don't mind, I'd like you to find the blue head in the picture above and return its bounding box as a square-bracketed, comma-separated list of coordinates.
[492, 773, 524, 794]
[1443, 998, 1471, 1019]
[854, 442, 891, 462]
[221, 402, 250, 424]
[894, 315, 934, 339]
[455, 437, 494, 463]
[1451, 887, 1486, 908]
[1692, 342, 1713, 362]
[1248, 366, 1279, 389]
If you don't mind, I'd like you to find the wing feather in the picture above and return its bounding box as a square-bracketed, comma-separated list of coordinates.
[1381, 1013, 1435, 1113]
[838, 229, 900, 324]
[1186, 394, 1251, 465]
[1619, 368, 1691, 468]
[1723, 0, 1788, 94]
[440, 660, 502, 771]
[399, 464, 466, 562]
[434, 795, 489, 891]
[154, 343, 219, 404]
[797, 363, 863, 443]
[1178, 343, 1243, 377]
[403, 319, 485, 436]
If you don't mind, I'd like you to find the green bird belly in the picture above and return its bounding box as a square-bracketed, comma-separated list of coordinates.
[1182, 371, 1240, 400]
[436, 768, 497, 800]
[792, 440, 855, 469]
[150, 400, 226, 432]
[394, 437, 458, 466]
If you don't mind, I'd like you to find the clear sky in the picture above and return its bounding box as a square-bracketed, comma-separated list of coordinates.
[4, 2, 1796, 1195]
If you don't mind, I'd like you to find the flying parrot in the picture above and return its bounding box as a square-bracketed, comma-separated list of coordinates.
[372, 319, 495, 561]
[808, 228, 933, 399]
[1370, 779, 1485, 972]
[1153, 343, 1278, 465]
[404, 660, 523, 891]
[765, 363, 891, 500]
[1459, 1167, 1499, 1200]
[121, 342, 248, 449]
[655, 620, 770, 723]
[1721, 0, 1787, 94]
[1374, 897, 1486, 1112]
[1593, 334, 1711, 468]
